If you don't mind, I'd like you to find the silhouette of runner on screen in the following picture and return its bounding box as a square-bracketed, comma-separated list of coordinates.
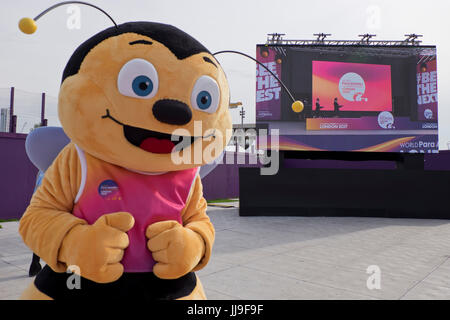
[334, 97, 343, 117]
[315, 98, 324, 118]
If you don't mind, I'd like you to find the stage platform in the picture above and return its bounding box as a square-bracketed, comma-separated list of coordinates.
[262, 121, 438, 136]
[240, 151, 450, 219]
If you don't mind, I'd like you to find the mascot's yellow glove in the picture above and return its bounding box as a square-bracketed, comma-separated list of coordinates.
[58, 212, 135, 283]
[146, 221, 205, 279]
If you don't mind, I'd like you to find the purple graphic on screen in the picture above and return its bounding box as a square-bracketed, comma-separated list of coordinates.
[417, 58, 438, 121]
[256, 47, 282, 120]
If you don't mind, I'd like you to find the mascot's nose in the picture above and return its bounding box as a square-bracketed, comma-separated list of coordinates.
[152, 99, 192, 125]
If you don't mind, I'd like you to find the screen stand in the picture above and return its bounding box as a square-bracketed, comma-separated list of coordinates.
[238, 150, 450, 218]
[280, 150, 425, 171]
[396, 153, 424, 170]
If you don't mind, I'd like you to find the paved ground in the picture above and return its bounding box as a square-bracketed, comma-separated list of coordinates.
[1, 202, 450, 300]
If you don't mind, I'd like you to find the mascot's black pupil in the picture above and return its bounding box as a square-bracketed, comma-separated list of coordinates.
[139, 82, 149, 90]
[201, 96, 209, 104]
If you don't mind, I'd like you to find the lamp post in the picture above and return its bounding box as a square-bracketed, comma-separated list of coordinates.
[229, 102, 245, 152]
[239, 107, 246, 127]
[229, 101, 244, 127]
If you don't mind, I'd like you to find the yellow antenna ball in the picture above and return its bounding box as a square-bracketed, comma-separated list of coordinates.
[291, 100, 304, 113]
[19, 17, 37, 34]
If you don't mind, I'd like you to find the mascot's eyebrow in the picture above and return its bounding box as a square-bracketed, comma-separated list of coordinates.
[203, 57, 217, 68]
[129, 40, 153, 45]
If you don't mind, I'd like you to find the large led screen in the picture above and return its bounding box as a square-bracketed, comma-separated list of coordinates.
[312, 61, 392, 112]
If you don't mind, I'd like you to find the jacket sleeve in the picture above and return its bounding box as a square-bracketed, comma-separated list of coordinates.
[181, 174, 214, 271]
[19, 143, 87, 272]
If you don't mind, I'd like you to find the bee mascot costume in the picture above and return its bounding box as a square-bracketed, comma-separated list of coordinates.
[18, 2, 232, 300]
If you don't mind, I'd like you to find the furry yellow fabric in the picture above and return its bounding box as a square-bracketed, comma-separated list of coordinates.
[146, 221, 205, 279]
[59, 33, 231, 173]
[58, 212, 135, 283]
[19, 143, 85, 273]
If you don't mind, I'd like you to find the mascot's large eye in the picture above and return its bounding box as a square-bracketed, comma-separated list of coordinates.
[191, 75, 220, 114]
[118, 58, 158, 99]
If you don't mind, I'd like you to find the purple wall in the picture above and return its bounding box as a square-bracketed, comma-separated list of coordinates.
[202, 152, 262, 200]
[0, 133, 37, 220]
[0, 141, 261, 219]
[2, 132, 450, 220]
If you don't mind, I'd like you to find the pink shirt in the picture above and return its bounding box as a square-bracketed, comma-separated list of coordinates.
[72, 146, 199, 272]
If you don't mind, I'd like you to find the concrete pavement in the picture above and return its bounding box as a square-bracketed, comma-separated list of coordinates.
[1, 202, 450, 299]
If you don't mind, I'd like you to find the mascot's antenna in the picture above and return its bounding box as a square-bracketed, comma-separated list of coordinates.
[19, 1, 118, 35]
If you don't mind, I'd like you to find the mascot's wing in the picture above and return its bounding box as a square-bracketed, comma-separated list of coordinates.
[199, 151, 224, 179]
[25, 127, 70, 172]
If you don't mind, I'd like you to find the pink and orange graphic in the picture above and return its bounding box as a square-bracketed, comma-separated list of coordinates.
[312, 61, 392, 112]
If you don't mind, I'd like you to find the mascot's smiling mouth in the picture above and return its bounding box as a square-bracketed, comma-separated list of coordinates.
[102, 109, 206, 154]
[124, 125, 197, 154]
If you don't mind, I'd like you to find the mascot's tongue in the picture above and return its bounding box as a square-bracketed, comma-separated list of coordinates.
[140, 137, 175, 154]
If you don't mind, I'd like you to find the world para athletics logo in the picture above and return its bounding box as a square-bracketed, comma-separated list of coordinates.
[339, 72, 367, 102]
[424, 108, 433, 120]
[377, 111, 394, 129]
[98, 180, 121, 200]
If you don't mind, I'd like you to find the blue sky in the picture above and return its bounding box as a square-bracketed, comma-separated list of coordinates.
[1, 0, 449, 147]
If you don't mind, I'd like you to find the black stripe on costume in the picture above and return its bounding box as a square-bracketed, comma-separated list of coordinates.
[62, 22, 210, 83]
[34, 265, 197, 300]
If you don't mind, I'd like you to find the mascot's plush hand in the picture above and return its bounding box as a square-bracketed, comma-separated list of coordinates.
[146, 221, 205, 279]
[58, 212, 135, 283]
